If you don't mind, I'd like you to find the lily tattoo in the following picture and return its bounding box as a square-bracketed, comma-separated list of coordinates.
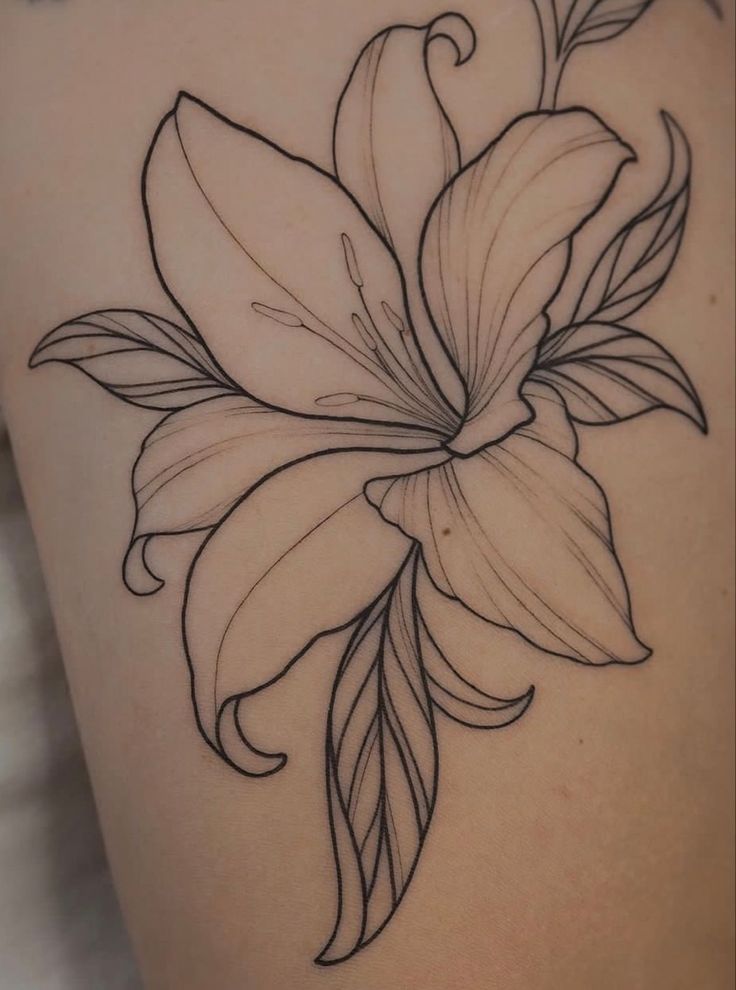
[30, 3, 705, 966]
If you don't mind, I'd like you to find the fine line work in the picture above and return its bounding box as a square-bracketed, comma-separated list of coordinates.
[30, 0, 707, 966]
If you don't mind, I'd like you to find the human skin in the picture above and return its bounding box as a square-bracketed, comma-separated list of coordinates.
[0, 2, 733, 988]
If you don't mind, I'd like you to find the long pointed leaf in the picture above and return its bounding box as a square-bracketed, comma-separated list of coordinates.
[318, 550, 437, 965]
[558, 0, 654, 55]
[569, 113, 690, 326]
[30, 309, 235, 409]
[536, 320, 706, 429]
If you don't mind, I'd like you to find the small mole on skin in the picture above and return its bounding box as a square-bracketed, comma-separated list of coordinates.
[709, 293, 717, 305]
[578, 737, 584, 745]
[441, 527, 452, 536]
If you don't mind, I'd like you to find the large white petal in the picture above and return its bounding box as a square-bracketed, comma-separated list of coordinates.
[183, 447, 447, 776]
[334, 14, 475, 412]
[420, 110, 634, 455]
[124, 395, 442, 594]
[366, 388, 649, 666]
[145, 94, 452, 431]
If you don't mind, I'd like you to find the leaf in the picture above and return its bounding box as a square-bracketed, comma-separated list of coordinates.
[535, 320, 706, 429]
[568, 113, 691, 326]
[557, 0, 654, 56]
[29, 309, 234, 409]
[318, 550, 437, 965]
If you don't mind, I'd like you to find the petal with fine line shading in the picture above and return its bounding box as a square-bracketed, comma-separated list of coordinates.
[184, 447, 448, 776]
[124, 394, 444, 594]
[420, 109, 635, 455]
[366, 390, 649, 666]
[334, 14, 476, 413]
[144, 94, 453, 432]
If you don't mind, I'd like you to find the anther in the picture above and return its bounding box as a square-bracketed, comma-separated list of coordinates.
[381, 300, 406, 333]
[315, 392, 360, 407]
[351, 312, 377, 349]
[341, 233, 363, 287]
[252, 302, 302, 327]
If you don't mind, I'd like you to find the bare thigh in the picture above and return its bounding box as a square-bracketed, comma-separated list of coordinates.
[0, 2, 733, 988]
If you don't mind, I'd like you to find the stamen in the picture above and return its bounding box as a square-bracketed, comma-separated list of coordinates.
[251, 302, 302, 327]
[341, 233, 363, 287]
[381, 300, 406, 333]
[351, 313, 377, 350]
[315, 392, 360, 407]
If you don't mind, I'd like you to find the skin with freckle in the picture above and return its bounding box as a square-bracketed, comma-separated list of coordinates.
[0, 2, 733, 989]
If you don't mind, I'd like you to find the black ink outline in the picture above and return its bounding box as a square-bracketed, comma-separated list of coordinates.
[144, 90, 458, 434]
[530, 0, 655, 109]
[535, 112, 707, 433]
[417, 106, 636, 453]
[29, 6, 705, 965]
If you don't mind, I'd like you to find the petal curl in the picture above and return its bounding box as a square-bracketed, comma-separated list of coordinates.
[334, 14, 475, 412]
[145, 94, 452, 431]
[183, 447, 447, 776]
[420, 109, 635, 455]
[415, 562, 536, 727]
[366, 389, 649, 666]
[416, 561, 550, 704]
[123, 395, 441, 593]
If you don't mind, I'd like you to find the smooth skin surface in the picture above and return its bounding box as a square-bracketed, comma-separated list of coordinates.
[0, 2, 733, 988]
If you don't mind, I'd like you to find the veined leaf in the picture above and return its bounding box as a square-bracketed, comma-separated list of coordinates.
[318, 551, 437, 965]
[319, 548, 536, 964]
[569, 113, 690, 326]
[29, 309, 235, 409]
[535, 320, 706, 429]
[557, 0, 654, 55]
[182, 450, 440, 777]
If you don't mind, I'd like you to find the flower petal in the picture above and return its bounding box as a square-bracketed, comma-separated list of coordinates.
[123, 395, 442, 594]
[366, 391, 649, 666]
[145, 94, 451, 431]
[415, 559, 558, 711]
[420, 109, 635, 455]
[334, 15, 475, 412]
[183, 447, 446, 776]
[417, 594, 535, 729]
[516, 380, 579, 458]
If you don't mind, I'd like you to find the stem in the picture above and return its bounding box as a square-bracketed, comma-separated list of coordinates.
[538, 52, 568, 110]
[530, 0, 565, 110]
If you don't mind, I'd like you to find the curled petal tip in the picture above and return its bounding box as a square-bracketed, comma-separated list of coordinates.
[611, 637, 651, 666]
[427, 12, 476, 66]
[123, 537, 165, 596]
[635, 642, 653, 664]
[216, 698, 289, 777]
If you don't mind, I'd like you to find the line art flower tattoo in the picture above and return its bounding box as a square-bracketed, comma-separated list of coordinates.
[30, 1, 706, 966]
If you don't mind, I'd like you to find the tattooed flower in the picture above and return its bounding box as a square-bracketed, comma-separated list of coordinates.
[30, 11, 704, 966]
